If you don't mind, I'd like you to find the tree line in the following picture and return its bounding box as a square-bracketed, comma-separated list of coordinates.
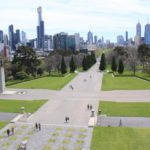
[2, 46, 96, 81]
[99, 44, 150, 76]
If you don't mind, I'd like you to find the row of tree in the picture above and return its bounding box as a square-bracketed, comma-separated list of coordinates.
[82, 52, 97, 71]
[99, 44, 150, 76]
[3, 46, 96, 80]
[99, 53, 124, 74]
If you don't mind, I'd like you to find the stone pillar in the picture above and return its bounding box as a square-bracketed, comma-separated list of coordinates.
[0, 65, 5, 93]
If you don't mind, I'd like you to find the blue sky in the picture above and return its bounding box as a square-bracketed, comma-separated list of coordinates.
[0, 0, 150, 42]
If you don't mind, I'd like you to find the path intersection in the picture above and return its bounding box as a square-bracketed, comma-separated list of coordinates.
[0, 62, 150, 149]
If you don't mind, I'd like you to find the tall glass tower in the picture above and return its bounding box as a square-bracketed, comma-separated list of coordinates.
[37, 6, 45, 50]
[87, 31, 93, 44]
[144, 23, 150, 45]
[136, 22, 141, 37]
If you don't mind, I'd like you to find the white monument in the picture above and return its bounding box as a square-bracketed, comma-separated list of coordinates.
[0, 60, 5, 93]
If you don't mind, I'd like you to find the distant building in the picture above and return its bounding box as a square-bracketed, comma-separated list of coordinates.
[134, 35, 141, 47]
[15, 29, 20, 44]
[53, 32, 68, 51]
[125, 31, 128, 42]
[144, 23, 150, 45]
[67, 35, 76, 52]
[117, 35, 124, 46]
[44, 35, 53, 51]
[94, 35, 97, 45]
[0, 30, 3, 43]
[87, 31, 93, 44]
[74, 33, 80, 51]
[37, 6, 45, 50]
[21, 31, 27, 45]
[136, 22, 141, 37]
[8, 24, 15, 51]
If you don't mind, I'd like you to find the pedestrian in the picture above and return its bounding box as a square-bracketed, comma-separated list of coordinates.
[35, 122, 38, 130]
[87, 104, 89, 110]
[6, 129, 10, 136]
[67, 117, 69, 122]
[90, 105, 92, 110]
[11, 127, 14, 135]
[119, 119, 122, 127]
[38, 123, 41, 131]
[65, 117, 68, 123]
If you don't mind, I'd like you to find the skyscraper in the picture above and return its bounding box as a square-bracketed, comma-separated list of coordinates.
[53, 32, 68, 51]
[144, 23, 150, 45]
[37, 6, 45, 50]
[0, 30, 3, 43]
[87, 31, 93, 44]
[15, 29, 20, 44]
[8, 24, 15, 51]
[136, 22, 141, 37]
[125, 31, 128, 42]
[94, 35, 97, 45]
[21, 31, 27, 45]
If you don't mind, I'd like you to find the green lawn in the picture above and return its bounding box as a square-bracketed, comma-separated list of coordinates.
[102, 73, 150, 90]
[0, 122, 7, 129]
[8, 73, 76, 90]
[99, 101, 150, 117]
[0, 99, 47, 113]
[91, 127, 150, 150]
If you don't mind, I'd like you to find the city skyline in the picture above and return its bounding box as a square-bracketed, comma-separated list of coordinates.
[0, 0, 150, 42]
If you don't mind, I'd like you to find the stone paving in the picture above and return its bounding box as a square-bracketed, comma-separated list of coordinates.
[97, 116, 150, 128]
[0, 123, 92, 150]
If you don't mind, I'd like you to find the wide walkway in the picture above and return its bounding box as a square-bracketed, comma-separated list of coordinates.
[28, 63, 102, 126]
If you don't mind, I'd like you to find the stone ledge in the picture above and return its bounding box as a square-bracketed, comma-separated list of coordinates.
[10, 114, 24, 123]
[88, 116, 97, 127]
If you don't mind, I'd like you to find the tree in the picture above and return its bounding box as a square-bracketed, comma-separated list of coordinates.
[138, 44, 150, 71]
[99, 53, 106, 71]
[86, 55, 92, 68]
[60, 56, 67, 74]
[127, 47, 138, 75]
[118, 59, 124, 74]
[82, 56, 88, 71]
[16, 71, 29, 80]
[91, 51, 96, 65]
[12, 45, 40, 77]
[37, 68, 44, 76]
[111, 56, 117, 72]
[69, 56, 76, 72]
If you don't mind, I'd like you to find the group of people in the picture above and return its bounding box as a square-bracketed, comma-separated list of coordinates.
[6, 127, 14, 136]
[87, 104, 93, 110]
[65, 116, 69, 123]
[35, 123, 41, 131]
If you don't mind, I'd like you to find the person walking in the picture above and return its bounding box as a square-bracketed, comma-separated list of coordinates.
[35, 122, 38, 130]
[65, 117, 68, 123]
[38, 123, 41, 131]
[119, 119, 122, 127]
[90, 105, 92, 110]
[87, 104, 89, 110]
[7, 129, 10, 136]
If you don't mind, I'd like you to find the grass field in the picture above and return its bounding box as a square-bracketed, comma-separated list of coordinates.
[0, 122, 7, 129]
[99, 101, 150, 117]
[91, 127, 150, 150]
[0, 99, 47, 113]
[102, 73, 150, 90]
[8, 73, 76, 90]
